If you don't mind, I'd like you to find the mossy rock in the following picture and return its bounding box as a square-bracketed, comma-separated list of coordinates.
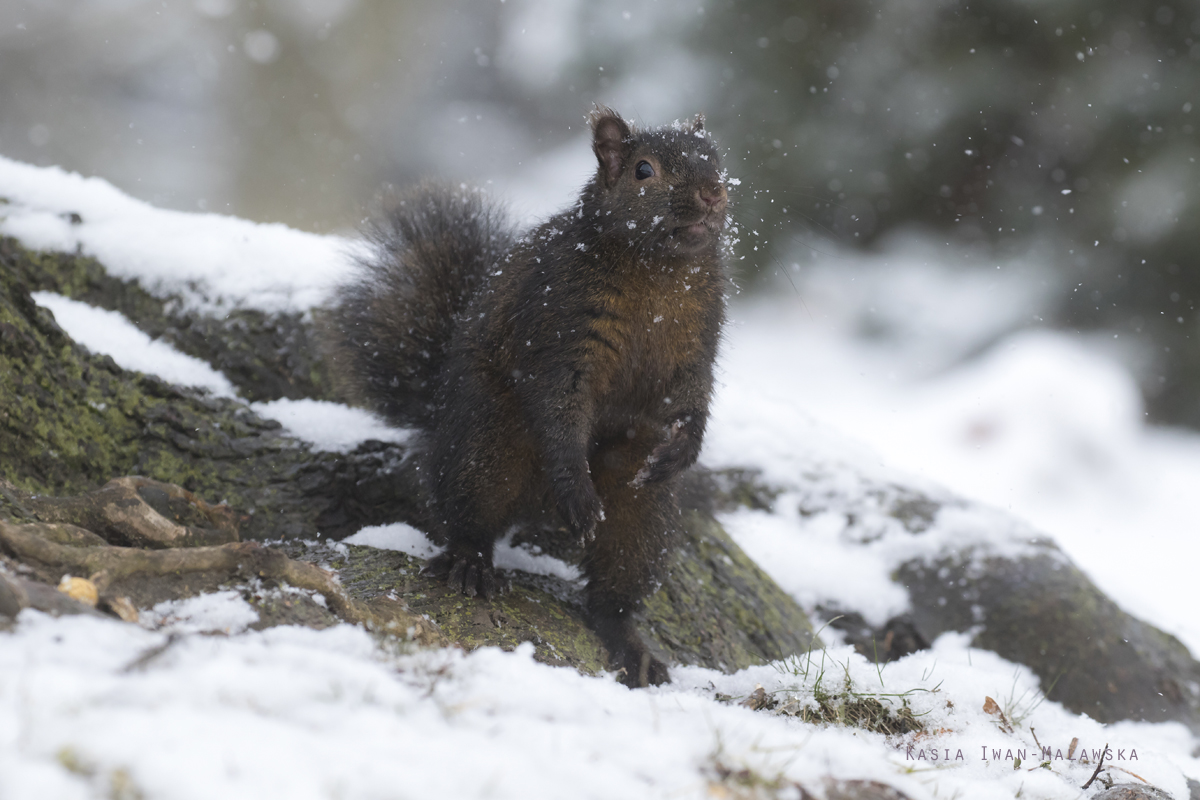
[17, 222, 1198, 723]
[897, 543, 1200, 730]
[3, 237, 331, 403]
[747, 451, 1200, 734]
[281, 502, 817, 676]
[0, 236, 819, 676]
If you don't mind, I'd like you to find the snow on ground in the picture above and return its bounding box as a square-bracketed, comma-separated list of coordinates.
[343, 522, 442, 560]
[136, 590, 262, 636]
[708, 267, 1200, 656]
[2, 610, 1196, 800]
[5, 157, 1200, 798]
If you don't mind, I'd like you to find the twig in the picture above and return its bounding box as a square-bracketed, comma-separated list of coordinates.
[121, 633, 183, 672]
[1080, 742, 1108, 790]
[1108, 765, 1147, 783]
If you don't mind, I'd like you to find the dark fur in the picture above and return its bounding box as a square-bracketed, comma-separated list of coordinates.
[325, 108, 729, 686]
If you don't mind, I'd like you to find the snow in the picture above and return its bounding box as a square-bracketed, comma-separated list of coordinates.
[492, 529, 583, 582]
[345, 523, 583, 582]
[0, 155, 356, 313]
[710, 286, 1200, 657]
[3, 611, 1196, 800]
[31, 291, 237, 398]
[344, 522, 442, 560]
[246, 398, 411, 453]
[137, 590, 260, 636]
[28, 291, 410, 452]
[5, 156, 1200, 798]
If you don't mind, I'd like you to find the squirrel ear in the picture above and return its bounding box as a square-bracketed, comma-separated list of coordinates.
[590, 106, 633, 187]
[689, 113, 705, 134]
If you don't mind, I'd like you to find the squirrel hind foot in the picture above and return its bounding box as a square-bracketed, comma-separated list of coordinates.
[614, 644, 670, 688]
[591, 612, 671, 687]
[634, 651, 671, 688]
[422, 550, 500, 600]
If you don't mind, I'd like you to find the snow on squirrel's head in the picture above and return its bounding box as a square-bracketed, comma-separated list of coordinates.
[585, 105, 728, 256]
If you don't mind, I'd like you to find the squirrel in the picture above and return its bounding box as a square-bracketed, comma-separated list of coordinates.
[325, 106, 729, 686]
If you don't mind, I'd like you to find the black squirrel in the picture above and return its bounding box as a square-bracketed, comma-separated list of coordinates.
[325, 107, 729, 686]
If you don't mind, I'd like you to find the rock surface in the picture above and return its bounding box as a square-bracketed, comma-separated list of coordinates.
[5, 231, 1200, 736]
[1090, 785, 1176, 800]
[744, 464, 1200, 733]
[0, 236, 817, 675]
[899, 545, 1200, 729]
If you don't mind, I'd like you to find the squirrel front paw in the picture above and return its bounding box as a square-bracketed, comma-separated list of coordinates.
[631, 419, 700, 487]
[555, 476, 604, 542]
[422, 550, 500, 599]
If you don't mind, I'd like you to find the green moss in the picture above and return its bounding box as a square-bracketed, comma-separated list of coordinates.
[0, 239, 342, 537]
[0, 280, 144, 495]
[329, 543, 607, 674]
[302, 517, 819, 677]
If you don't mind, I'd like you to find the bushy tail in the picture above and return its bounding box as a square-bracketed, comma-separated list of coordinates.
[324, 183, 513, 428]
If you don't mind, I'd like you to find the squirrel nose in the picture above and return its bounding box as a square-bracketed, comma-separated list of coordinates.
[698, 184, 727, 215]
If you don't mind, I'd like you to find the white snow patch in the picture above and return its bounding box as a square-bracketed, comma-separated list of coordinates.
[31, 292, 236, 397]
[0, 155, 356, 312]
[494, 530, 582, 582]
[344, 522, 441, 560]
[138, 591, 259, 635]
[30, 292, 410, 455]
[720, 505, 909, 626]
[345, 523, 582, 582]
[249, 398, 411, 453]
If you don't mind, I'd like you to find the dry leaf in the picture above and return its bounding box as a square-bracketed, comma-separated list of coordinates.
[57, 575, 98, 607]
[104, 596, 140, 623]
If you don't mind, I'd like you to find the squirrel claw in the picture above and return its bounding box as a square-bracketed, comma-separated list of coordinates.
[591, 611, 671, 688]
[419, 553, 452, 579]
[558, 480, 603, 542]
[424, 551, 498, 600]
[633, 421, 699, 486]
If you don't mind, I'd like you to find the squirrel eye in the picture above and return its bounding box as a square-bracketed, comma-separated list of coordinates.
[634, 160, 655, 180]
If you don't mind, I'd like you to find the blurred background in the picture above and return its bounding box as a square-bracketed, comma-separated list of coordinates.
[3, 0, 1200, 648]
[2, 0, 1196, 426]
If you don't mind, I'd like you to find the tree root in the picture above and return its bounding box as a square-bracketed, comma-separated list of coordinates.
[0, 519, 357, 618]
[0, 477, 444, 646]
[1, 476, 238, 548]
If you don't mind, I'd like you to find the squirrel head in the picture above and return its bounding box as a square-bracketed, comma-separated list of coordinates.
[587, 106, 729, 257]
